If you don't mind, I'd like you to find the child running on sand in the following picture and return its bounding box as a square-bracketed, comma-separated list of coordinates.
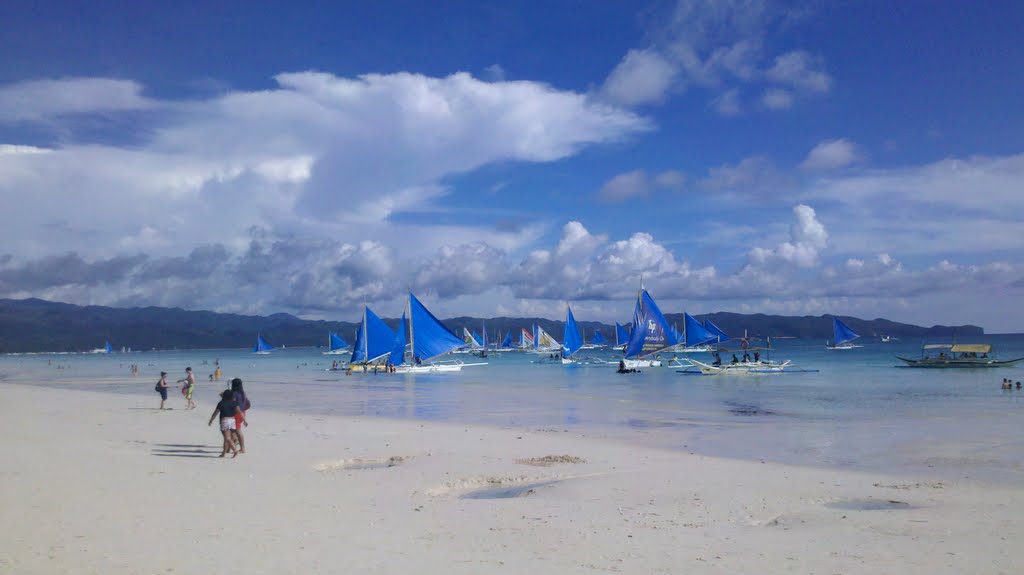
[208, 390, 247, 458]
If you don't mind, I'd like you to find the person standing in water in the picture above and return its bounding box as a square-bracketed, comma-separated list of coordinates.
[208, 389, 246, 458]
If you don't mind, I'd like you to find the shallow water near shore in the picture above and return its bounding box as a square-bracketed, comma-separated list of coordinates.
[4, 335, 1024, 484]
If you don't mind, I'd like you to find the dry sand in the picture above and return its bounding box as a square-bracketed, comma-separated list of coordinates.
[1, 382, 1022, 574]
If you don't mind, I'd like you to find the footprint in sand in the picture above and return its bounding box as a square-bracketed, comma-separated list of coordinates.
[515, 454, 586, 466]
[425, 475, 564, 498]
[314, 455, 411, 472]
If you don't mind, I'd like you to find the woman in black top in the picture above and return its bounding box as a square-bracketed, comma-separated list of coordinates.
[208, 390, 247, 458]
[230, 378, 249, 454]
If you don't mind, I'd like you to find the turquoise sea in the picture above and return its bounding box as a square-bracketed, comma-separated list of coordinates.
[4, 334, 1024, 484]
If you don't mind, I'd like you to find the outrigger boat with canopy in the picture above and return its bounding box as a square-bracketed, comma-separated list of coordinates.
[896, 343, 1023, 368]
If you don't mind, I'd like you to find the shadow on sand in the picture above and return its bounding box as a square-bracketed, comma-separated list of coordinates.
[151, 444, 222, 458]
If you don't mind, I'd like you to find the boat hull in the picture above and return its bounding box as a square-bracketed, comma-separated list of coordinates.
[896, 356, 1024, 368]
[686, 358, 793, 375]
[623, 358, 661, 368]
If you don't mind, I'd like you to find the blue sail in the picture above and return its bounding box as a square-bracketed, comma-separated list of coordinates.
[684, 313, 718, 348]
[473, 331, 484, 347]
[253, 334, 273, 353]
[104, 341, 112, 353]
[350, 307, 395, 363]
[615, 323, 630, 347]
[591, 330, 608, 345]
[500, 330, 513, 348]
[833, 317, 860, 346]
[329, 332, 349, 351]
[533, 324, 540, 349]
[562, 306, 584, 357]
[390, 313, 408, 365]
[704, 319, 730, 344]
[623, 290, 679, 359]
[410, 293, 466, 361]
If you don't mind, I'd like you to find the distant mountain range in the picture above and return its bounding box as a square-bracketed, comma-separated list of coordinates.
[0, 298, 984, 354]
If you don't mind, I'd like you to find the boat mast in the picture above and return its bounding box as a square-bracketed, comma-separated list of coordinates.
[407, 293, 415, 363]
[361, 306, 368, 362]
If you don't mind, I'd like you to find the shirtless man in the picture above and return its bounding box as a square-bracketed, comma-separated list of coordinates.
[183, 367, 197, 409]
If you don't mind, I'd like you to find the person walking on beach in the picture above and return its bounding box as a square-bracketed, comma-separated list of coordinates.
[155, 371, 170, 409]
[208, 389, 247, 458]
[229, 378, 250, 454]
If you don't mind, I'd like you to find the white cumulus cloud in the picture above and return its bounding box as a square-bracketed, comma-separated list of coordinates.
[800, 139, 861, 172]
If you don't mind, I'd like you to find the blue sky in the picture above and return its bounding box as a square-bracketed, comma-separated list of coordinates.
[1, 0, 1022, 332]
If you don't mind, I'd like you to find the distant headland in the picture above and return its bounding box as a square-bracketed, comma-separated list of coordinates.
[0, 297, 983, 354]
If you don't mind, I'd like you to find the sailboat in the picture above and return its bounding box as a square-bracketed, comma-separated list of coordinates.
[622, 288, 679, 368]
[462, 327, 483, 350]
[519, 327, 535, 350]
[531, 324, 561, 353]
[590, 329, 608, 347]
[560, 306, 584, 364]
[350, 306, 396, 368]
[90, 341, 113, 354]
[827, 317, 862, 349]
[322, 332, 350, 355]
[474, 321, 489, 358]
[499, 330, 514, 349]
[614, 323, 630, 351]
[677, 312, 721, 352]
[392, 293, 487, 373]
[253, 334, 273, 354]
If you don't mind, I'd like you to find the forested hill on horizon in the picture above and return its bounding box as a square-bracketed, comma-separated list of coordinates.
[0, 298, 985, 354]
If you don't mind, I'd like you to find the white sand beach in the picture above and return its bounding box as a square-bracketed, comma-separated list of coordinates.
[2, 382, 1022, 574]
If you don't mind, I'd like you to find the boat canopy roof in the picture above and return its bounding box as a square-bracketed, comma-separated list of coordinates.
[922, 344, 953, 349]
[951, 344, 991, 353]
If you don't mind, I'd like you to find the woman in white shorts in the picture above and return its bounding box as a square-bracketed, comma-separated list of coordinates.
[208, 389, 247, 458]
